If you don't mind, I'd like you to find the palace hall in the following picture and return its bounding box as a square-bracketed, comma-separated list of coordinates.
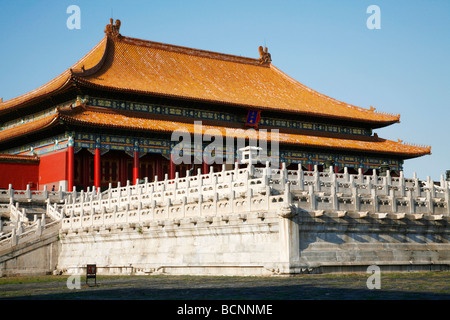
[0, 19, 430, 192]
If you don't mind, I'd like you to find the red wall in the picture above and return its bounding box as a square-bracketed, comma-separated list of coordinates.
[0, 162, 39, 190]
[39, 150, 68, 189]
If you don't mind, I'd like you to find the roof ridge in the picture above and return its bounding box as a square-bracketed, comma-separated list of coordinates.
[117, 35, 266, 67]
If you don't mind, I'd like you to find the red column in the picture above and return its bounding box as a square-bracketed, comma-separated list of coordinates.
[169, 154, 176, 179]
[119, 156, 127, 186]
[94, 148, 101, 189]
[155, 157, 162, 181]
[133, 151, 139, 184]
[202, 156, 208, 174]
[67, 146, 74, 192]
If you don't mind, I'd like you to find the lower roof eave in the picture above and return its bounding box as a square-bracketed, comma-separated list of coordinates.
[61, 117, 430, 160]
[72, 78, 400, 129]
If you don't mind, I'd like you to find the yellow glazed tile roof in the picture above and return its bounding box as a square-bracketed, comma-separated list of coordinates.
[0, 23, 399, 126]
[74, 36, 400, 125]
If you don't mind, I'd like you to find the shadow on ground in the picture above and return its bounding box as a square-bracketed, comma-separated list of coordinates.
[2, 283, 450, 300]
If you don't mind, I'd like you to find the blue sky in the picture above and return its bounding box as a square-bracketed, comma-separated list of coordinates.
[0, 0, 449, 180]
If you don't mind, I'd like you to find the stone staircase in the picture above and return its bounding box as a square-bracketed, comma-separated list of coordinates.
[0, 186, 71, 275]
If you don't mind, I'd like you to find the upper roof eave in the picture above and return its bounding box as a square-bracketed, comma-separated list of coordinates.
[0, 22, 400, 126]
[70, 76, 400, 128]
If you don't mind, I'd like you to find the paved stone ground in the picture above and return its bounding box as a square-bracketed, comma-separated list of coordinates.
[0, 271, 449, 300]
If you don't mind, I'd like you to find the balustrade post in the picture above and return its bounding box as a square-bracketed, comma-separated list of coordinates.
[330, 184, 338, 211]
[43, 185, 48, 200]
[214, 192, 218, 215]
[8, 184, 14, 200]
[444, 180, 450, 215]
[308, 184, 316, 210]
[198, 194, 203, 216]
[331, 168, 338, 194]
[247, 188, 253, 212]
[113, 204, 117, 223]
[11, 228, 17, 246]
[389, 188, 397, 213]
[398, 171, 405, 197]
[209, 166, 214, 184]
[165, 198, 171, 219]
[382, 176, 388, 196]
[313, 168, 320, 192]
[59, 185, 65, 201]
[231, 190, 235, 213]
[281, 162, 287, 187]
[427, 176, 435, 198]
[343, 167, 349, 182]
[72, 186, 77, 201]
[371, 188, 378, 213]
[297, 165, 304, 191]
[90, 208, 95, 226]
[440, 174, 446, 192]
[22, 208, 28, 223]
[284, 181, 292, 206]
[16, 221, 23, 236]
[182, 196, 187, 218]
[413, 172, 420, 197]
[358, 168, 364, 184]
[36, 218, 42, 236]
[198, 169, 203, 188]
[407, 189, 415, 214]
[125, 203, 130, 223]
[244, 170, 249, 192]
[26, 184, 31, 200]
[175, 172, 179, 190]
[248, 160, 254, 178]
[372, 169, 377, 186]
[426, 187, 434, 214]
[352, 184, 360, 212]
[212, 174, 217, 197]
[137, 201, 142, 222]
[386, 169, 392, 185]
[264, 161, 271, 181]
